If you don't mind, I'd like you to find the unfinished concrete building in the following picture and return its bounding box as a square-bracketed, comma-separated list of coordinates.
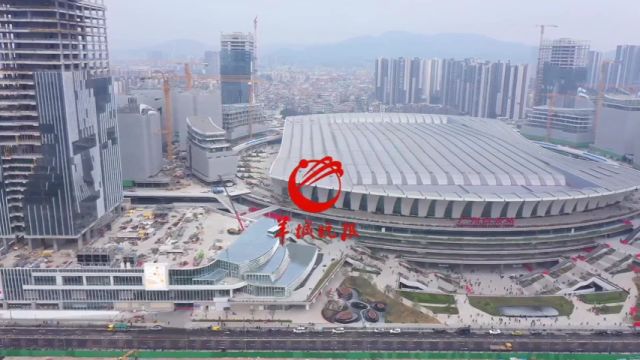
[0, 0, 123, 251]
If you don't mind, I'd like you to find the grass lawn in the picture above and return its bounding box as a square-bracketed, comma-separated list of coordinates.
[399, 291, 455, 305]
[578, 291, 628, 305]
[341, 276, 438, 324]
[422, 305, 459, 315]
[468, 295, 574, 317]
[593, 304, 624, 315]
[309, 258, 343, 296]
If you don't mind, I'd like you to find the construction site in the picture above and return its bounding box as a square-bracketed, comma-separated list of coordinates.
[0, 205, 240, 271]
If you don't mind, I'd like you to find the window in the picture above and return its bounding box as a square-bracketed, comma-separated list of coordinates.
[33, 276, 56, 285]
[85, 276, 110, 286]
[62, 276, 83, 286]
[113, 276, 142, 286]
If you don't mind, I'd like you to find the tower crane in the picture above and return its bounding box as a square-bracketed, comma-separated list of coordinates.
[534, 24, 558, 142]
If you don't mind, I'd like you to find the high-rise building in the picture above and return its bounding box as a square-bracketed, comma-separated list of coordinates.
[220, 32, 254, 105]
[374, 58, 391, 104]
[586, 50, 603, 89]
[117, 98, 163, 182]
[203, 51, 220, 76]
[0, 0, 122, 249]
[373, 57, 528, 119]
[534, 38, 589, 107]
[613, 45, 640, 91]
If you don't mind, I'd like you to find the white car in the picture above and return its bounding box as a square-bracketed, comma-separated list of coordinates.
[332, 327, 345, 334]
[293, 326, 307, 333]
[374, 328, 385, 333]
[389, 328, 402, 334]
[488, 328, 502, 335]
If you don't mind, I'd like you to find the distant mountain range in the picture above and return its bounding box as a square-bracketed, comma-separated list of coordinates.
[110, 38, 214, 62]
[111, 31, 540, 66]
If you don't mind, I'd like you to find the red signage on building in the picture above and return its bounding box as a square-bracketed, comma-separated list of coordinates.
[456, 217, 516, 228]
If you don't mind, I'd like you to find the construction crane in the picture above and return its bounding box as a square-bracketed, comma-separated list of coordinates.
[184, 62, 193, 91]
[219, 175, 245, 232]
[162, 75, 174, 161]
[534, 24, 558, 107]
[534, 24, 558, 142]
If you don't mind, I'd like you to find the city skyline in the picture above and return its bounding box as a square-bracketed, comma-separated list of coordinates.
[104, 0, 639, 52]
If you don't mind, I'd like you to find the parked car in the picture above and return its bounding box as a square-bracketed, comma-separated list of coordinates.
[389, 328, 402, 334]
[332, 327, 345, 334]
[293, 326, 307, 333]
[488, 328, 502, 335]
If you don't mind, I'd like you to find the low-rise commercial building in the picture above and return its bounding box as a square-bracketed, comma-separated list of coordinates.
[0, 219, 318, 310]
[521, 106, 595, 147]
[593, 94, 640, 165]
[222, 104, 270, 142]
[186, 116, 238, 183]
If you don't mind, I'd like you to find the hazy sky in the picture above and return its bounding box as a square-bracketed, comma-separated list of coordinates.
[105, 0, 639, 51]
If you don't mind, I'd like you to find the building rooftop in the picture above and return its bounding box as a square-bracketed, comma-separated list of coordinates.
[275, 243, 317, 287]
[270, 113, 640, 202]
[187, 116, 225, 135]
[217, 218, 278, 265]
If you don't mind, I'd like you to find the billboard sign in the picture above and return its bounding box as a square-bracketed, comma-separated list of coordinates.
[143, 262, 169, 290]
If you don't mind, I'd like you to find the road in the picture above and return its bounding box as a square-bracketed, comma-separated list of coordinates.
[0, 326, 638, 353]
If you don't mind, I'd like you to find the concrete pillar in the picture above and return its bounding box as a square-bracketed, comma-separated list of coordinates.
[77, 236, 84, 249]
[3, 238, 8, 253]
[366, 195, 380, 213]
[53, 239, 59, 251]
[28, 238, 34, 251]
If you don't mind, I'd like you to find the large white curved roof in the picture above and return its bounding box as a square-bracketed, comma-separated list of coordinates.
[270, 113, 640, 202]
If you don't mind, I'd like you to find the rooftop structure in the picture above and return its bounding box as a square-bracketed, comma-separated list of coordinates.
[264, 113, 640, 264]
[272, 113, 639, 212]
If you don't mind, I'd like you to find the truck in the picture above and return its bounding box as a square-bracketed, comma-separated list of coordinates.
[489, 342, 513, 351]
[107, 322, 130, 332]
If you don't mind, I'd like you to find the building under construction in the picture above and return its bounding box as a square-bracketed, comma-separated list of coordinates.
[534, 38, 590, 108]
[0, 0, 123, 250]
